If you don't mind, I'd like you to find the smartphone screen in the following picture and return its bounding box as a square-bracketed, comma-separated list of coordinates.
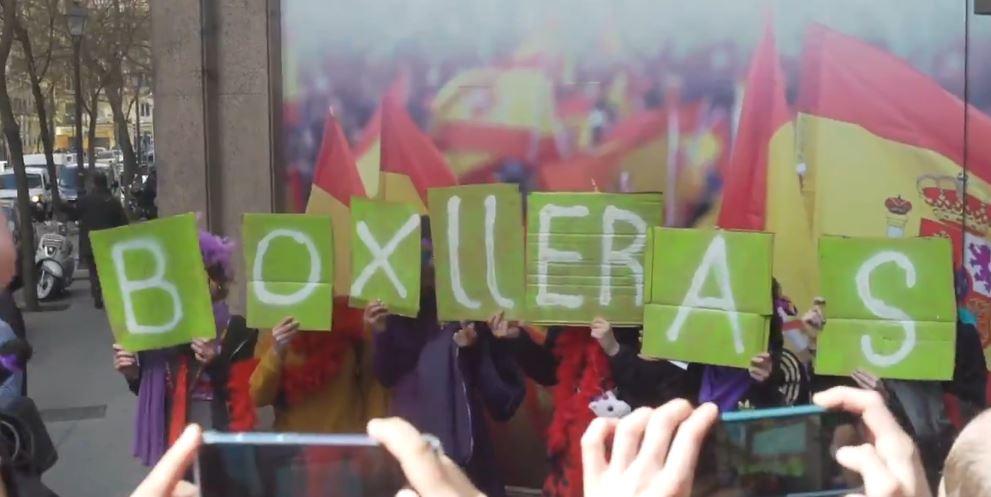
[196, 432, 407, 497]
[693, 405, 864, 497]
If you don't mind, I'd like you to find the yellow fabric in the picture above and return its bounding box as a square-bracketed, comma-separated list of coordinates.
[766, 122, 818, 311]
[305, 187, 352, 295]
[432, 67, 557, 134]
[618, 137, 668, 193]
[355, 138, 381, 198]
[379, 172, 426, 214]
[250, 331, 388, 433]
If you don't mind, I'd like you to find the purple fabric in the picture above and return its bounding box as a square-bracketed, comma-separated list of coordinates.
[0, 354, 20, 373]
[198, 231, 235, 282]
[132, 350, 168, 466]
[132, 301, 230, 466]
[699, 365, 754, 412]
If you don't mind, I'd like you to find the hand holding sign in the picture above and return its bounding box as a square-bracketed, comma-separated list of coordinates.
[363, 300, 390, 334]
[112, 343, 139, 381]
[453, 322, 478, 348]
[590, 317, 620, 357]
[191, 338, 218, 365]
[272, 316, 300, 357]
[487, 311, 521, 340]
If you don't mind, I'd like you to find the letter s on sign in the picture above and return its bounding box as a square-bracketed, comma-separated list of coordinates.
[855, 251, 917, 368]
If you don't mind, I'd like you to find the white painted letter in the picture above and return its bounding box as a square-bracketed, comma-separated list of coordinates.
[484, 194, 515, 309]
[112, 238, 183, 334]
[665, 235, 744, 353]
[536, 204, 589, 308]
[599, 206, 648, 306]
[446, 196, 481, 309]
[855, 251, 917, 367]
[350, 215, 421, 298]
[252, 229, 321, 306]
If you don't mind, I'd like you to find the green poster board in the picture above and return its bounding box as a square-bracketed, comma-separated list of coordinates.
[90, 213, 215, 352]
[816, 236, 956, 380]
[641, 228, 774, 368]
[348, 198, 422, 317]
[524, 192, 663, 325]
[243, 214, 334, 331]
[429, 184, 525, 322]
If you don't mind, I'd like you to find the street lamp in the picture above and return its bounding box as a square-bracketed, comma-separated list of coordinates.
[67, 1, 87, 190]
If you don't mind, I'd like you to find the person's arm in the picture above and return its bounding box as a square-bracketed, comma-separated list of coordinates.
[468, 327, 526, 421]
[945, 321, 988, 411]
[249, 332, 282, 407]
[372, 315, 429, 388]
[748, 319, 785, 407]
[506, 328, 558, 386]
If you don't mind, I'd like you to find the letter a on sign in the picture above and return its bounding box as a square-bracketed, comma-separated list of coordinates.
[641, 228, 774, 368]
[349, 198, 422, 317]
[243, 214, 334, 331]
[816, 236, 956, 380]
[90, 213, 215, 352]
[428, 184, 525, 321]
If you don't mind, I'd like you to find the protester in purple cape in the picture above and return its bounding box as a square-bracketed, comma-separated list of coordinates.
[593, 279, 785, 411]
[365, 220, 525, 497]
[111, 231, 258, 466]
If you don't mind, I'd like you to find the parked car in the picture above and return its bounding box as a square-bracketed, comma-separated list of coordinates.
[0, 169, 51, 221]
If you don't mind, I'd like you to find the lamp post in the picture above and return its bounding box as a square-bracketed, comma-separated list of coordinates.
[67, 1, 88, 190]
[133, 72, 143, 165]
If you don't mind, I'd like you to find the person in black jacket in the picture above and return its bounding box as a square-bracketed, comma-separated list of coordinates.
[77, 172, 128, 308]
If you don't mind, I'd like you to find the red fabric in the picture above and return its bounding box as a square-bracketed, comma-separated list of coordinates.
[168, 356, 190, 445]
[312, 111, 364, 205]
[354, 74, 410, 158]
[227, 358, 260, 432]
[798, 23, 991, 184]
[434, 123, 560, 163]
[544, 329, 613, 497]
[717, 15, 789, 230]
[380, 95, 458, 202]
[279, 300, 365, 406]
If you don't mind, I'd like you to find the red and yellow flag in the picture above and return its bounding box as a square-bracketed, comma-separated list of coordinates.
[718, 17, 817, 309]
[351, 75, 410, 198]
[380, 95, 458, 213]
[798, 24, 991, 360]
[306, 110, 365, 294]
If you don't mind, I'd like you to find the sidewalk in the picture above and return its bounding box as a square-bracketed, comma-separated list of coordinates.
[24, 269, 146, 497]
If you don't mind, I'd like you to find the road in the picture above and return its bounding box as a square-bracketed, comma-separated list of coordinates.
[25, 267, 147, 497]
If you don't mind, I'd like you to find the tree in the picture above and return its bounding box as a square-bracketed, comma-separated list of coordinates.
[11, 0, 63, 216]
[0, 0, 40, 311]
[82, 0, 149, 196]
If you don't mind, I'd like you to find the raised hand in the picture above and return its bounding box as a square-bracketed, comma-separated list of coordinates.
[113, 343, 139, 381]
[590, 316, 620, 357]
[487, 311, 521, 340]
[582, 400, 719, 497]
[453, 322, 479, 348]
[363, 300, 390, 334]
[191, 338, 219, 365]
[814, 387, 931, 497]
[748, 352, 773, 382]
[271, 316, 301, 356]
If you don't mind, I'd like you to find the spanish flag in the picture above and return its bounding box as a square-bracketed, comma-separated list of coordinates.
[798, 24, 991, 363]
[380, 94, 458, 213]
[351, 74, 410, 198]
[718, 17, 818, 309]
[306, 110, 365, 295]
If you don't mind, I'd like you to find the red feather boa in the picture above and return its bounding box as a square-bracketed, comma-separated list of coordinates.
[279, 302, 365, 406]
[544, 328, 613, 497]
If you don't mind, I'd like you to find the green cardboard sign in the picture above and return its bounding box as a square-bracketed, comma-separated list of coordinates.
[429, 184, 525, 321]
[524, 192, 663, 325]
[641, 228, 774, 368]
[243, 214, 334, 331]
[816, 236, 956, 380]
[348, 198, 422, 317]
[90, 213, 215, 352]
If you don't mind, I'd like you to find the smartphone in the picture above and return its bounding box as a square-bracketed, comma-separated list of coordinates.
[693, 405, 864, 497]
[196, 432, 408, 497]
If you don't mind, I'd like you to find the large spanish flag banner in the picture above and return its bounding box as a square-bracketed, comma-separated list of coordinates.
[718, 17, 818, 310]
[380, 94, 458, 213]
[799, 24, 991, 362]
[305, 110, 365, 295]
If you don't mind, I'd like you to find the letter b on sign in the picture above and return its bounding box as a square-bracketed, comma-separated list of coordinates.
[244, 214, 334, 331]
[90, 214, 216, 352]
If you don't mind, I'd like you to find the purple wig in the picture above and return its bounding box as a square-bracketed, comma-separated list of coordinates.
[199, 230, 236, 282]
